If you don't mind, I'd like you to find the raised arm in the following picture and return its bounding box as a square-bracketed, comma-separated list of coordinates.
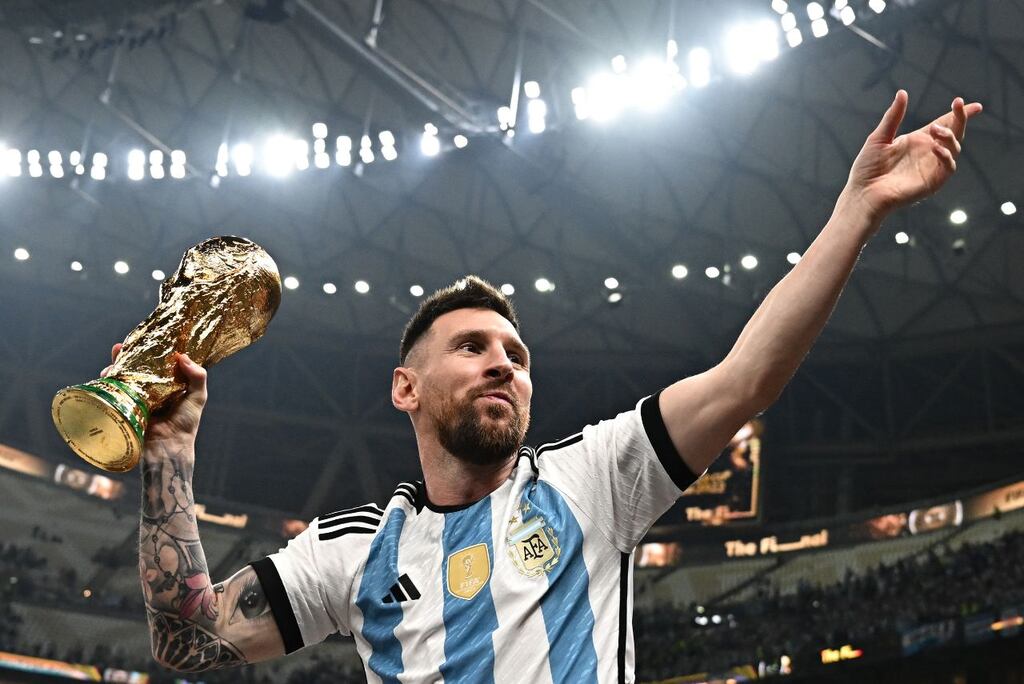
[103, 347, 286, 671]
[659, 91, 983, 476]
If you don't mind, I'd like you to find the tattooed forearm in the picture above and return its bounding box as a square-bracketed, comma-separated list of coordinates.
[139, 443, 282, 670]
[147, 606, 245, 671]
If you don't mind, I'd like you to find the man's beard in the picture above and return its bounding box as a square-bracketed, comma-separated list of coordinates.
[434, 391, 529, 467]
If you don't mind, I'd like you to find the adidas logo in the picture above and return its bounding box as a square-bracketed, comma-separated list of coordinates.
[381, 574, 420, 604]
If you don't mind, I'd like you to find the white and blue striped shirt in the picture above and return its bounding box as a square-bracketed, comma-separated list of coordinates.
[252, 391, 698, 683]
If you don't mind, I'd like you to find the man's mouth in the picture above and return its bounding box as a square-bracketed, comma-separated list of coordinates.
[479, 392, 513, 406]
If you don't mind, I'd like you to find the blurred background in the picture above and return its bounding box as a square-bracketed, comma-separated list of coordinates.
[0, 0, 1022, 681]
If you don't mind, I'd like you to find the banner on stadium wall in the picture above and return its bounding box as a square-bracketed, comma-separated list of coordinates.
[0, 650, 102, 680]
[900, 619, 956, 656]
[678, 420, 763, 527]
[653, 664, 757, 683]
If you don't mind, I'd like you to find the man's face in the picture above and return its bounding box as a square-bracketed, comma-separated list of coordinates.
[412, 308, 532, 466]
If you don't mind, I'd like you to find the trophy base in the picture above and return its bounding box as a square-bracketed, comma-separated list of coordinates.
[51, 378, 149, 472]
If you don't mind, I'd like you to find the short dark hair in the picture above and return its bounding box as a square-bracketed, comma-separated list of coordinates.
[399, 276, 519, 364]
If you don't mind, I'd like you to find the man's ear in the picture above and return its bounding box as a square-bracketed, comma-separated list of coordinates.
[392, 366, 419, 412]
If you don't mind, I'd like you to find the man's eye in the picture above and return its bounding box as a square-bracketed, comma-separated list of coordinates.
[459, 342, 479, 352]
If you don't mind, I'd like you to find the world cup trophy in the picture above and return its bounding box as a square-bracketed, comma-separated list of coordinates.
[51, 236, 282, 472]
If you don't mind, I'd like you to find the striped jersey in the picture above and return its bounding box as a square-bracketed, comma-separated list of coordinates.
[251, 390, 699, 683]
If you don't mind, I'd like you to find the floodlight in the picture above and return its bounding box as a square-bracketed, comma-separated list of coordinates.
[949, 209, 967, 225]
[895, 231, 909, 244]
[379, 130, 395, 147]
[420, 130, 440, 157]
[152, 269, 165, 281]
[671, 264, 688, 279]
[284, 276, 299, 290]
[70, 261, 83, 272]
[604, 277, 619, 289]
[1001, 201, 1017, 216]
[263, 135, 296, 176]
[740, 255, 758, 270]
[523, 80, 541, 99]
[231, 143, 253, 176]
[705, 266, 720, 278]
[312, 122, 328, 139]
[14, 248, 29, 261]
[322, 282, 337, 294]
[114, 260, 130, 274]
[787, 252, 802, 265]
[410, 284, 424, 297]
[354, 280, 370, 294]
[500, 283, 515, 296]
[688, 48, 711, 88]
[811, 18, 828, 37]
[453, 135, 468, 149]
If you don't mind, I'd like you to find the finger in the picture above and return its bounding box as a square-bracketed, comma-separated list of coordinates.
[111, 343, 123, 364]
[950, 97, 968, 140]
[933, 143, 956, 172]
[100, 365, 112, 378]
[175, 353, 208, 393]
[871, 90, 908, 144]
[930, 124, 961, 156]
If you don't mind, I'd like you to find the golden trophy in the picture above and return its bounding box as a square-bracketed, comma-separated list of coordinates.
[51, 236, 282, 472]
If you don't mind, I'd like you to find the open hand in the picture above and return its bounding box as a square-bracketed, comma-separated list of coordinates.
[102, 344, 208, 446]
[846, 90, 982, 220]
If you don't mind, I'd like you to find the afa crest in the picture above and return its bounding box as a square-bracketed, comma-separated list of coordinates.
[506, 507, 560, 577]
[446, 543, 490, 600]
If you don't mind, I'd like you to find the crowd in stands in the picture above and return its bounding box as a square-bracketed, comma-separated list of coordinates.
[634, 528, 1024, 680]
[5, 525, 1024, 681]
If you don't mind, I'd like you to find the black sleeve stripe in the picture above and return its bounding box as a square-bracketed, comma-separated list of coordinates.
[318, 525, 378, 541]
[250, 557, 304, 655]
[318, 514, 382, 530]
[535, 432, 583, 458]
[640, 390, 700, 491]
[320, 503, 383, 520]
[394, 491, 415, 507]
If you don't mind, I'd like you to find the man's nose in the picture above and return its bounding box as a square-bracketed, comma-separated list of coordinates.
[484, 349, 514, 379]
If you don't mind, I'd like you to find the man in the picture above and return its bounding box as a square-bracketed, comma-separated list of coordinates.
[112, 91, 980, 682]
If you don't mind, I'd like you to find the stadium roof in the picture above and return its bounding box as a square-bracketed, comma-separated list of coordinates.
[1, 0, 1021, 518]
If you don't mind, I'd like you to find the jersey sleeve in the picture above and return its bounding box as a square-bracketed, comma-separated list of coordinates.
[249, 517, 353, 653]
[536, 390, 701, 553]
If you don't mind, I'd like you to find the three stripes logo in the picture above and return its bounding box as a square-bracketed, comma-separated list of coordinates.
[317, 503, 384, 541]
[381, 574, 421, 604]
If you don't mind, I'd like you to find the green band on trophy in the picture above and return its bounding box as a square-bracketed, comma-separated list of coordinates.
[76, 382, 145, 445]
[96, 377, 150, 421]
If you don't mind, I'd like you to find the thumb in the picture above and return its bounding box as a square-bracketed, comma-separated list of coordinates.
[870, 90, 908, 144]
[175, 353, 208, 396]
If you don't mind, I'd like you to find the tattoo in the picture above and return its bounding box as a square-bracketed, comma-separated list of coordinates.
[147, 606, 244, 671]
[230, 570, 271, 624]
[139, 447, 276, 670]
